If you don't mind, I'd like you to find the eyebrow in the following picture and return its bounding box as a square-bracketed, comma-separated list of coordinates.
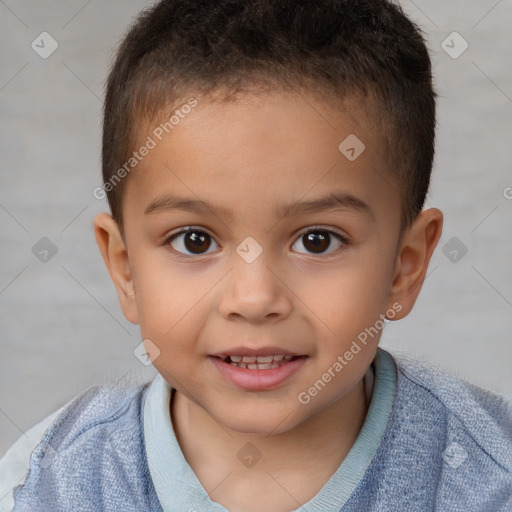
[144, 191, 374, 220]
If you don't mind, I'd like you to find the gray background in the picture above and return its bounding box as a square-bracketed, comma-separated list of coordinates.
[1, 0, 511, 457]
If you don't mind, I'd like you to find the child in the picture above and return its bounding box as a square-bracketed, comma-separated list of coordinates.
[1, 0, 511, 510]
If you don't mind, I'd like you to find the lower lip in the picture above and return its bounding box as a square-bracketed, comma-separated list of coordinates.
[209, 356, 307, 391]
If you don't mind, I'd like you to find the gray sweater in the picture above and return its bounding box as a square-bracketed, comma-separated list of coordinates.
[2, 348, 511, 511]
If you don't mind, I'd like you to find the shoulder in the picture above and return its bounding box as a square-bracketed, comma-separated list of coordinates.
[390, 349, 512, 470]
[0, 374, 154, 512]
[31, 375, 152, 455]
[349, 350, 512, 510]
[0, 406, 65, 512]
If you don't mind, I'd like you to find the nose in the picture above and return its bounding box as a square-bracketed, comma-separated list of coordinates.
[217, 249, 292, 323]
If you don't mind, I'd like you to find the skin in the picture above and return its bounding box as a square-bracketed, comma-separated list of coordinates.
[94, 90, 443, 512]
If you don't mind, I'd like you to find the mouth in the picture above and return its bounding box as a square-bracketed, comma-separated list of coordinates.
[213, 354, 302, 370]
[210, 352, 308, 391]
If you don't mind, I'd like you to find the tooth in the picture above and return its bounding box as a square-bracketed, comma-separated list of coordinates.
[229, 355, 297, 369]
[256, 355, 274, 363]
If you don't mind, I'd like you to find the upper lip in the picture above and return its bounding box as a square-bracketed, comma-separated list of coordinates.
[211, 346, 303, 357]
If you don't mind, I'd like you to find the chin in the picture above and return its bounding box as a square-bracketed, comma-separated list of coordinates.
[215, 408, 302, 436]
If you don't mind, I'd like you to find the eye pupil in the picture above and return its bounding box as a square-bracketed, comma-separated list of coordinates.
[170, 228, 343, 257]
[303, 231, 330, 253]
[185, 231, 211, 253]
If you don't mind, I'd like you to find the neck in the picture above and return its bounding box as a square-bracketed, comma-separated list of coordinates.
[170, 374, 371, 489]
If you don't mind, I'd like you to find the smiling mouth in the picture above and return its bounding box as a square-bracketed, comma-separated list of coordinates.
[214, 354, 303, 370]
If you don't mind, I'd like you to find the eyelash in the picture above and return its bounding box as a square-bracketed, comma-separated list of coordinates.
[163, 225, 350, 257]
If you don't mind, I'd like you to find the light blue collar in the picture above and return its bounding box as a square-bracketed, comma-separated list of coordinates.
[144, 348, 396, 511]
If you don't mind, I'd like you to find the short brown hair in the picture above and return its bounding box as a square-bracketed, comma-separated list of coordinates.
[102, 0, 436, 240]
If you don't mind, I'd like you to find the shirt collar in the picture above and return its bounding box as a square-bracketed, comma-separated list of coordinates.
[144, 348, 396, 512]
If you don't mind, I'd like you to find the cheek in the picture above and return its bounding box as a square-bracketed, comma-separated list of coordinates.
[295, 254, 394, 363]
[130, 255, 196, 337]
[307, 258, 391, 326]
[131, 257, 221, 365]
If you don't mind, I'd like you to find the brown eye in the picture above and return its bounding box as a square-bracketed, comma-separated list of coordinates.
[292, 229, 347, 255]
[166, 228, 218, 255]
[165, 226, 348, 257]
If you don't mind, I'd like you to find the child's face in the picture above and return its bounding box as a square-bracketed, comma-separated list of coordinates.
[95, 90, 439, 435]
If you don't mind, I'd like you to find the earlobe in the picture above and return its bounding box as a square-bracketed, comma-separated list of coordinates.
[387, 208, 443, 319]
[93, 213, 139, 325]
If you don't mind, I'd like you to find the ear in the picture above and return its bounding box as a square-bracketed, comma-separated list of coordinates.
[386, 208, 443, 319]
[93, 212, 139, 325]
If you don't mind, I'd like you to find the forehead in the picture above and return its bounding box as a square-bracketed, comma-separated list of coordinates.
[123, 90, 400, 230]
